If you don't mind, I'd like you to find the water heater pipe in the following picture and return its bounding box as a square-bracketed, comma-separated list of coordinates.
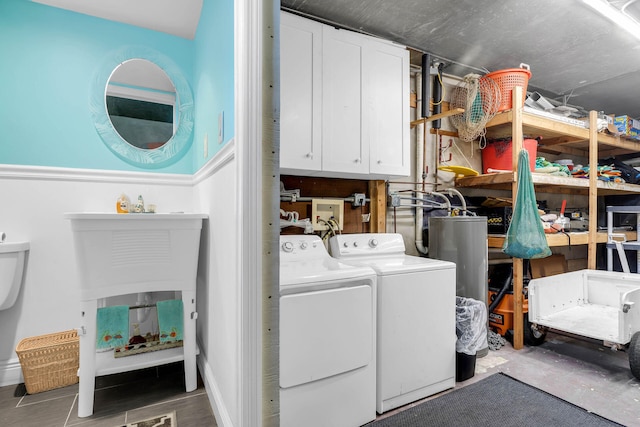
[421, 54, 431, 119]
[415, 71, 428, 255]
[432, 63, 444, 129]
[446, 188, 467, 215]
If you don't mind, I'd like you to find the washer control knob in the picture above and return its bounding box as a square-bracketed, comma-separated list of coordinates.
[369, 238, 379, 248]
[353, 241, 359, 247]
[343, 242, 349, 248]
[282, 241, 294, 253]
[300, 242, 308, 250]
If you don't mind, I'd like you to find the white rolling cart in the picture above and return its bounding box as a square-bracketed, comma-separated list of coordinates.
[65, 213, 207, 417]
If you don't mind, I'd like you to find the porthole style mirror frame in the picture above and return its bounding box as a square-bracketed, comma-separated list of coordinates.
[90, 46, 194, 168]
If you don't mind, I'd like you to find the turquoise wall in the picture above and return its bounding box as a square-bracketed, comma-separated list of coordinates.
[0, 0, 234, 174]
[193, 0, 235, 170]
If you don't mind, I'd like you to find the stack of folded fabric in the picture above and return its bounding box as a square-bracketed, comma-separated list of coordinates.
[571, 165, 623, 182]
[534, 157, 625, 183]
[534, 157, 571, 177]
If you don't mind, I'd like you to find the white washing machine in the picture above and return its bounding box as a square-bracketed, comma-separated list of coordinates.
[279, 235, 377, 427]
[330, 233, 456, 414]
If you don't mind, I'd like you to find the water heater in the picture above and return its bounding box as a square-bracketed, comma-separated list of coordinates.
[428, 216, 488, 304]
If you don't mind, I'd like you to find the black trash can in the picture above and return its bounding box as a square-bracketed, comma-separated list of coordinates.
[456, 351, 477, 382]
[455, 296, 487, 382]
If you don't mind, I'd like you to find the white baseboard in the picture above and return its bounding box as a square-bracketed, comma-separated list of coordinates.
[0, 357, 24, 388]
[197, 344, 234, 427]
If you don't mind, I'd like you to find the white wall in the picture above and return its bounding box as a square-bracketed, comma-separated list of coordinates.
[387, 73, 479, 257]
[0, 142, 248, 426]
[0, 165, 196, 386]
[192, 142, 240, 426]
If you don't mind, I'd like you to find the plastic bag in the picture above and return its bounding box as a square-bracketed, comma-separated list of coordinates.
[502, 149, 552, 259]
[455, 296, 488, 355]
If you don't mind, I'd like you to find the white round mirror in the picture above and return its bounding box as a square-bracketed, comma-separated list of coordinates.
[90, 47, 194, 168]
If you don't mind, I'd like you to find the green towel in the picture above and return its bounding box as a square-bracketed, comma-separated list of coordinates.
[96, 305, 129, 350]
[157, 299, 183, 343]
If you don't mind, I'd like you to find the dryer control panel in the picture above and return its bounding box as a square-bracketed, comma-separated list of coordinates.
[280, 235, 328, 259]
[330, 233, 406, 257]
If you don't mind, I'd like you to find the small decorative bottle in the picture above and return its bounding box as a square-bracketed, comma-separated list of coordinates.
[133, 195, 145, 213]
[116, 194, 130, 214]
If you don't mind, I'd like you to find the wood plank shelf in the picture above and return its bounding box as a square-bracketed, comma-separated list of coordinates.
[488, 231, 637, 248]
[455, 172, 640, 196]
[485, 110, 640, 158]
[454, 86, 640, 351]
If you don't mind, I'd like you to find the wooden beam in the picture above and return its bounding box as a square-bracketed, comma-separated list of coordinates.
[511, 86, 524, 351]
[410, 108, 464, 128]
[430, 129, 459, 137]
[369, 180, 386, 233]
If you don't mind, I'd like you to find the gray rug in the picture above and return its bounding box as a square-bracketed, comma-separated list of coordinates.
[367, 373, 621, 426]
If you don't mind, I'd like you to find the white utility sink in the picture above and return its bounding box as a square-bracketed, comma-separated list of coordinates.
[65, 212, 207, 417]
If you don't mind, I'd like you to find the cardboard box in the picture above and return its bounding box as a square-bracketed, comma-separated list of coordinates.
[614, 115, 640, 138]
[530, 254, 568, 279]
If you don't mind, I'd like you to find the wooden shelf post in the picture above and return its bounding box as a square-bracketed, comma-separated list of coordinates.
[511, 86, 525, 350]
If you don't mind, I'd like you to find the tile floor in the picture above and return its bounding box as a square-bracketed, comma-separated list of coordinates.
[1, 331, 639, 426]
[0, 362, 216, 427]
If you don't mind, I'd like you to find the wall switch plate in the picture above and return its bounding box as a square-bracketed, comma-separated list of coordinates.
[311, 199, 344, 231]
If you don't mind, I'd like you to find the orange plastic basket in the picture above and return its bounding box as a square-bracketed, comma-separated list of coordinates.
[485, 64, 531, 112]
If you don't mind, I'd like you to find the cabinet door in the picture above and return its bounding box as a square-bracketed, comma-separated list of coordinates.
[322, 28, 369, 175]
[280, 12, 322, 172]
[368, 41, 410, 177]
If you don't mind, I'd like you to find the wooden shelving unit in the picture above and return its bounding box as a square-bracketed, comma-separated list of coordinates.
[454, 86, 640, 349]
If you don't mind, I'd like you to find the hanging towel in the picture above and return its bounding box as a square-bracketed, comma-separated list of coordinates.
[157, 299, 183, 343]
[96, 305, 129, 350]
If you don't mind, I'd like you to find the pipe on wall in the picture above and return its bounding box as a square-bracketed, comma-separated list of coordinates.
[421, 54, 431, 119]
[432, 62, 444, 129]
[415, 71, 428, 255]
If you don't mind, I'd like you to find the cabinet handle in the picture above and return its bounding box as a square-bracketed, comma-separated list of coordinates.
[355, 158, 361, 163]
[306, 152, 313, 159]
[377, 160, 382, 164]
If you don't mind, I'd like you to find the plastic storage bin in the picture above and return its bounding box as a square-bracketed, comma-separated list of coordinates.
[482, 138, 537, 174]
[15, 330, 79, 394]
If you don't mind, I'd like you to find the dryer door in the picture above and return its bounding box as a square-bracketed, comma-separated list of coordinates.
[280, 283, 373, 388]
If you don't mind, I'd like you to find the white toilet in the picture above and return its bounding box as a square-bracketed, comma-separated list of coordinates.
[0, 241, 29, 310]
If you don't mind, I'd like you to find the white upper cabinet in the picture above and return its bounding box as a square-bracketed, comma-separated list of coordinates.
[368, 40, 410, 176]
[321, 26, 369, 175]
[280, 11, 409, 179]
[280, 12, 322, 173]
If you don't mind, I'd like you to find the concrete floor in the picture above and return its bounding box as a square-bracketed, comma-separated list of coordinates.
[376, 331, 640, 426]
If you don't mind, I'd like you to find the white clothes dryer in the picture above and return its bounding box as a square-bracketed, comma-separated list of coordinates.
[279, 235, 377, 427]
[330, 233, 456, 414]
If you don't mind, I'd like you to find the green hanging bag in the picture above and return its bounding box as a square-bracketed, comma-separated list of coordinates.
[502, 149, 552, 259]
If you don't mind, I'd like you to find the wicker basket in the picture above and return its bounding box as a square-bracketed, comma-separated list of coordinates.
[485, 63, 531, 112]
[15, 330, 79, 394]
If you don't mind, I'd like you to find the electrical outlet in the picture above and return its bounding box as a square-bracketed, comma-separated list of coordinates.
[204, 133, 208, 158]
[311, 199, 344, 231]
